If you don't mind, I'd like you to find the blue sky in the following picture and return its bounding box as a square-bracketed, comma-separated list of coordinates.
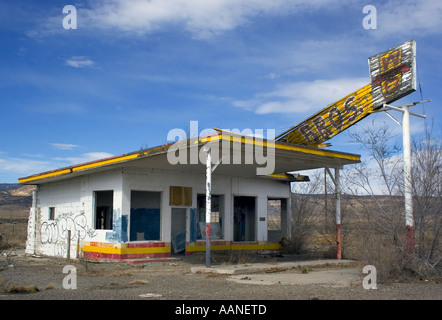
[0, 0, 441, 183]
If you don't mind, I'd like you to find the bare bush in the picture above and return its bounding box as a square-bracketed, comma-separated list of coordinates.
[410, 123, 442, 275]
[286, 171, 325, 255]
[342, 122, 441, 280]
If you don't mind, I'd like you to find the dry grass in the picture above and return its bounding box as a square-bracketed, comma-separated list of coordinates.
[0, 275, 39, 294]
[0, 209, 29, 250]
[2, 283, 40, 294]
[0, 274, 57, 294]
[128, 279, 149, 285]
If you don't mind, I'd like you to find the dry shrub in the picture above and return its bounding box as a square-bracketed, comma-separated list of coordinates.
[345, 231, 404, 281]
[344, 211, 441, 281]
[0, 233, 9, 250]
[1, 282, 40, 294]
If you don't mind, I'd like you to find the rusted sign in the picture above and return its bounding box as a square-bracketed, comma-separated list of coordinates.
[275, 84, 373, 146]
[369, 40, 417, 108]
[276, 40, 416, 147]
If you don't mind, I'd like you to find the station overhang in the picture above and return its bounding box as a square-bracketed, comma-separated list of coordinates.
[18, 130, 360, 185]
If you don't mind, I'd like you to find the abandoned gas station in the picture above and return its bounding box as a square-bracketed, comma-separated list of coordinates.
[19, 40, 420, 263]
[19, 130, 359, 261]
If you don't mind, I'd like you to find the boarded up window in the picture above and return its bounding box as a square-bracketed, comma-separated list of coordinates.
[169, 186, 192, 206]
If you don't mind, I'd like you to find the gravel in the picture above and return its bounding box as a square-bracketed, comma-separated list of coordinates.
[1, 250, 441, 301]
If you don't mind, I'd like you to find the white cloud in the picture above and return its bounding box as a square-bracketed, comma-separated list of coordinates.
[65, 56, 95, 68]
[85, 0, 346, 39]
[50, 143, 79, 150]
[54, 152, 114, 165]
[22, 153, 44, 158]
[378, 0, 442, 36]
[233, 77, 369, 114]
[0, 152, 113, 182]
[0, 157, 53, 178]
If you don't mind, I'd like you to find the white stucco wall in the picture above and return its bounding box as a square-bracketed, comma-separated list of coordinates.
[26, 166, 291, 259]
[26, 170, 123, 258]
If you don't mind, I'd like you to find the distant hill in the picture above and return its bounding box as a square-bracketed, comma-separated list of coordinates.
[0, 184, 34, 218]
[0, 183, 21, 191]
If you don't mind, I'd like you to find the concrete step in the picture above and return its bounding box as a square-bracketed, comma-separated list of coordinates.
[125, 257, 182, 264]
[191, 259, 357, 275]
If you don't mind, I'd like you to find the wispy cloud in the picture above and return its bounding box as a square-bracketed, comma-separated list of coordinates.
[378, 0, 442, 36]
[83, 0, 349, 39]
[65, 56, 95, 68]
[0, 151, 113, 182]
[0, 157, 53, 179]
[50, 143, 79, 150]
[54, 152, 114, 165]
[22, 153, 44, 158]
[233, 77, 369, 115]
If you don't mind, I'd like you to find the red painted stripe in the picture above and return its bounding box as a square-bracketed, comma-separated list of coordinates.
[127, 242, 169, 248]
[82, 251, 171, 261]
[121, 252, 170, 260]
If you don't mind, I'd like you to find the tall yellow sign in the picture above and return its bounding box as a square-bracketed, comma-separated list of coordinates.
[275, 40, 416, 147]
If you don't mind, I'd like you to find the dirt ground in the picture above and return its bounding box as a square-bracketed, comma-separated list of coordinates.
[0, 249, 440, 302]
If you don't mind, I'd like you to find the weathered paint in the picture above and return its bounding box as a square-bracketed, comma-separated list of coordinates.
[336, 224, 342, 261]
[105, 211, 128, 242]
[369, 40, 417, 107]
[406, 226, 415, 253]
[80, 241, 171, 260]
[18, 142, 175, 184]
[275, 84, 374, 146]
[80, 241, 283, 260]
[19, 131, 359, 185]
[186, 241, 282, 255]
[25, 165, 292, 261]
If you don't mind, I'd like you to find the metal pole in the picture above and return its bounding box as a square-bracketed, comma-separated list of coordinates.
[205, 148, 212, 268]
[378, 100, 430, 252]
[324, 167, 327, 232]
[402, 106, 415, 252]
[67, 230, 71, 260]
[335, 168, 342, 260]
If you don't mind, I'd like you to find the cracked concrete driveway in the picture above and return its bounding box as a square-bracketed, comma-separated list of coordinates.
[227, 267, 362, 287]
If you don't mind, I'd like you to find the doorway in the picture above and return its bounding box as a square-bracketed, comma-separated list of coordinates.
[171, 208, 186, 254]
[267, 198, 287, 242]
[233, 196, 256, 241]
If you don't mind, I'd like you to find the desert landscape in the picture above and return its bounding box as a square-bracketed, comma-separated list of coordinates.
[0, 184, 440, 302]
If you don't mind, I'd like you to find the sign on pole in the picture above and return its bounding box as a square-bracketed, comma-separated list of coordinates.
[369, 40, 417, 108]
[275, 40, 417, 147]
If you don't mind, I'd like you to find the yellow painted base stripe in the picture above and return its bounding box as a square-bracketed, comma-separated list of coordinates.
[186, 242, 282, 253]
[81, 244, 171, 255]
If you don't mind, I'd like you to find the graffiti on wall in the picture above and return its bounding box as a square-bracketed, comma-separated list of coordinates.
[40, 212, 96, 256]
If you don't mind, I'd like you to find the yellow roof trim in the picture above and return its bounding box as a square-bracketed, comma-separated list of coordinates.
[215, 129, 360, 161]
[19, 131, 359, 184]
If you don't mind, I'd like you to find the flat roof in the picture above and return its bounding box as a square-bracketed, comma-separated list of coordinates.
[18, 130, 360, 185]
